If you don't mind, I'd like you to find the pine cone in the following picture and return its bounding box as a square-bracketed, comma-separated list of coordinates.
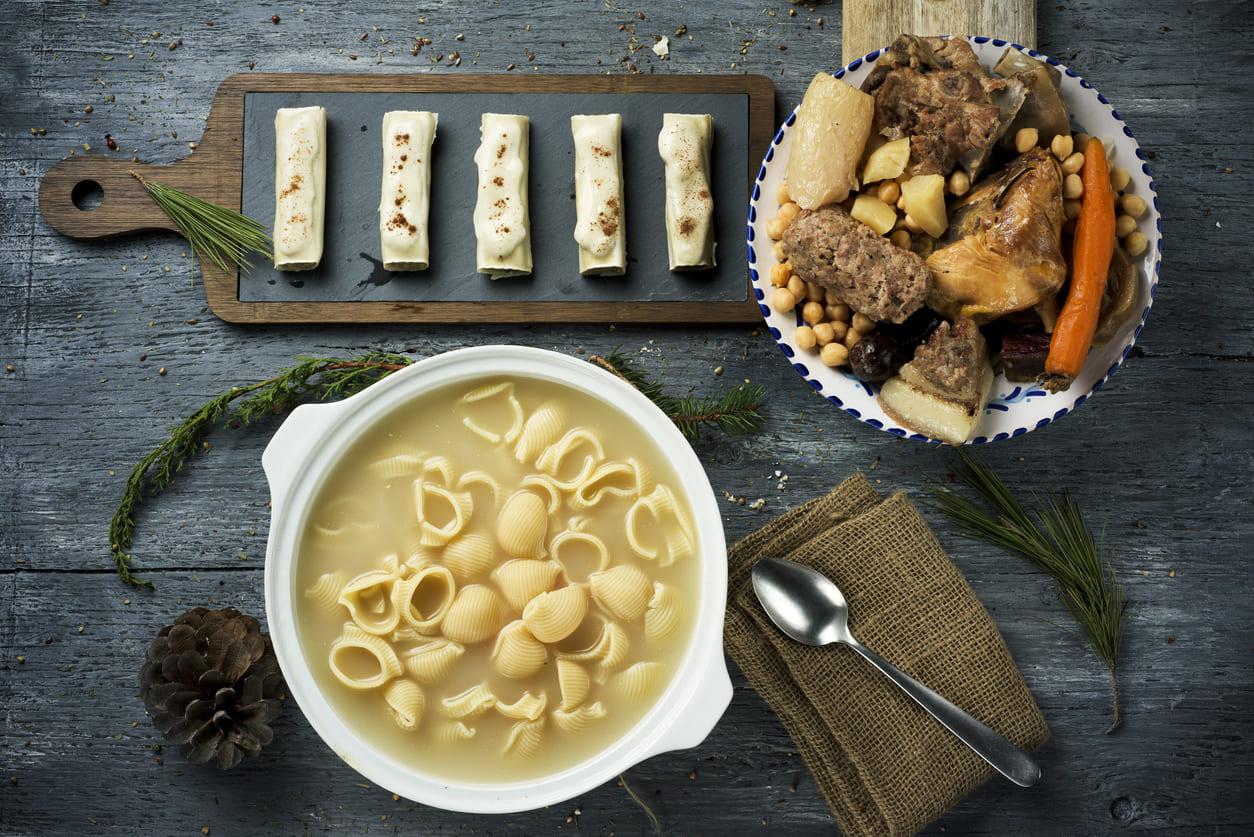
[139, 607, 285, 769]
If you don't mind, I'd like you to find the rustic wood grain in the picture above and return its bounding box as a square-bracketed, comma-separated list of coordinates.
[842, 0, 1037, 65]
[3, 0, 1253, 835]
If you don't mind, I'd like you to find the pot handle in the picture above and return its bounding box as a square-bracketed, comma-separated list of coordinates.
[643, 640, 733, 756]
[262, 401, 347, 508]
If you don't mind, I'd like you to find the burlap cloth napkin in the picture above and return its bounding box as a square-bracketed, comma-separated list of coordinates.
[724, 473, 1049, 837]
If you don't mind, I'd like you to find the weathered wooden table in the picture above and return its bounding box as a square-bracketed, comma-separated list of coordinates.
[3, 1, 1251, 834]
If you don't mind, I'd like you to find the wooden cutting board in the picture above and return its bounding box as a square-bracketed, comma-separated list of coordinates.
[38, 73, 774, 324]
[842, 0, 1036, 65]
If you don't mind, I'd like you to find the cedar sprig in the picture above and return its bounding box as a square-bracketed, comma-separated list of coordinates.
[133, 172, 273, 277]
[110, 354, 412, 588]
[926, 452, 1132, 733]
[591, 350, 766, 440]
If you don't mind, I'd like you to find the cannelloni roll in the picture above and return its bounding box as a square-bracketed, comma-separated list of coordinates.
[658, 113, 716, 271]
[472, 113, 532, 277]
[273, 106, 327, 271]
[379, 110, 438, 271]
[571, 114, 626, 276]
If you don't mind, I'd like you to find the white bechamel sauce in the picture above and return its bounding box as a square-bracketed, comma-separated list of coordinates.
[379, 111, 438, 271]
[472, 113, 532, 277]
[273, 106, 326, 271]
[571, 114, 626, 276]
[658, 113, 716, 271]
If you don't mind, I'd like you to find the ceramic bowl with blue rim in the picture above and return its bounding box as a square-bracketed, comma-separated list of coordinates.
[746, 37, 1160, 443]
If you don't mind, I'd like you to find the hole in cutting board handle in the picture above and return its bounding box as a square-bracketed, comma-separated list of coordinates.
[70, 179, 104, 212]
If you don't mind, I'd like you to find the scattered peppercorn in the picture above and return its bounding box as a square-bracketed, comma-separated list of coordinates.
[271, 14, 280, 24]
[106, 134, 117, 150]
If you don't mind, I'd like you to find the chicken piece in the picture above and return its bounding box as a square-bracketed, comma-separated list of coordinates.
[925, 147, 1067, 324]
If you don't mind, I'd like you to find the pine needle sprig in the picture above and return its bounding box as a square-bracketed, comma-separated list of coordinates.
[110, 354, 412, 588]
[591, 351, 766, 440]
[133, 172, 273, 277]
[926, 452, 1132, 733]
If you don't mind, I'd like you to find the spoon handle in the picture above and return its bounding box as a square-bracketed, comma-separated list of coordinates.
[843, 637, 1041, 788]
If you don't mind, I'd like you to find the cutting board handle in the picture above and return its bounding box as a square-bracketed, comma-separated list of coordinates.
[37, 156, 197, 241]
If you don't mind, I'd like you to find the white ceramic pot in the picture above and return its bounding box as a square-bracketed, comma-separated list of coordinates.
[262, 345, 732, 813]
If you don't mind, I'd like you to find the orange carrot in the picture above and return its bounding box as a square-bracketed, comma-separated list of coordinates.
[1039, 137, 1117, 393]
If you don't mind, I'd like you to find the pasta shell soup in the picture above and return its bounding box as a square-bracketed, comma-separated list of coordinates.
[294, 376, 700, 783]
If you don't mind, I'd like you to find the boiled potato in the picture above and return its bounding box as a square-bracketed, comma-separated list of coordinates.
[785, 73, 874, 210]
[900, 174, 948, 238]
[861, 138, 910, 184]
[850, 194, 898, 236]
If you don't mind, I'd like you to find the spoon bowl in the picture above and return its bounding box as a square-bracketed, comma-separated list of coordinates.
[751, 557, 1041, 788]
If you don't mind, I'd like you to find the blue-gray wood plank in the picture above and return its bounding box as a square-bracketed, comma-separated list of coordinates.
[2, 1, 1251, 834]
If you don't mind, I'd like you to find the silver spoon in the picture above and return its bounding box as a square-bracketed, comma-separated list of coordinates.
[750, 557, 1041, 788]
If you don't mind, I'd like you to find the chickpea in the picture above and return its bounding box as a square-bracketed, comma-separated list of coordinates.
[802, 300, 825, 325]
[1062, 173, 1084, 200]
[820, 342, 850, 368]
[778, 201, 801, 227]
[843, 328, 863, 350]
[824, 288, 843, 306]
[1110, 166, 1131, 193]
[1050, 133, 1074, 161]
[772, 240, 786, 262]
[813, 321, 835, 346]
[770, 287, 797, 313]
[766, 217, 787, 240]
[887, 229, 911, 250]
[947, 169, 970, 197]
[876, 180, 901, 205]
[903, 213, 923, 234]
[805, 281, 826, 302]
[786, 275, 806, 299]
[1063, 199, 1083, 220]
[851, 312, 877, 334]
[769, 261, 792, 287]
[829, 320, 849, 342]
[1014, 127, 1039, 154]
[1120, 194, 1147, 219]
[794, 324, 817, 350]
[1115, 214, 1138, 238]
[775, 180, 791, 205]
[826, 301, 851, 322]
[1123, 231, 1148, 257]
[1061, 151, 1086, 175]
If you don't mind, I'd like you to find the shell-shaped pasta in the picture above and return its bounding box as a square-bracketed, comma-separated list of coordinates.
[311, 496, 379, 539]
[612, 662, 667, 700]
[549, 530, 611, 582]
[441, 584, 506, 644]
[460, 381, 525, 444]
[551, 701, 607, 734]
[523, 584, 589, 643]
[520, 473, 564, 514]
[513, 402, 564, 464]
[557, 617, 630, 681]
[338, 570, 401, 635]
[496, 490, 550, 559]
[457, 470, 506, 518]
[589, 564, 652, 622]
[644, 581, 684, 642]
[393, 565, 456, 633]
[380, 553, 404, 577]
[570, 460, 639, 510]
[497, 689, 548, 721]
[421, 455, 457, 486]
[625, 485, 696, 566]
[441, 683, 498, 719]
[555, 659, 590, 711]
[441, 533, 499, 582]
[328, 624, 403, 690]
[503, 718, 545, 758]
[536, 428, 605, 490]
[383, 678, 426, 731]
[305, 571, 347, 610]
[403, 547, 436, 576]
[491, 559, 561, 612]
[401, 638, 464, 684]
[491, 620, 549, 679]
[367, 452, 426, 480]
[415, 480, 473, 547]
[436, 721, 477, 744]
